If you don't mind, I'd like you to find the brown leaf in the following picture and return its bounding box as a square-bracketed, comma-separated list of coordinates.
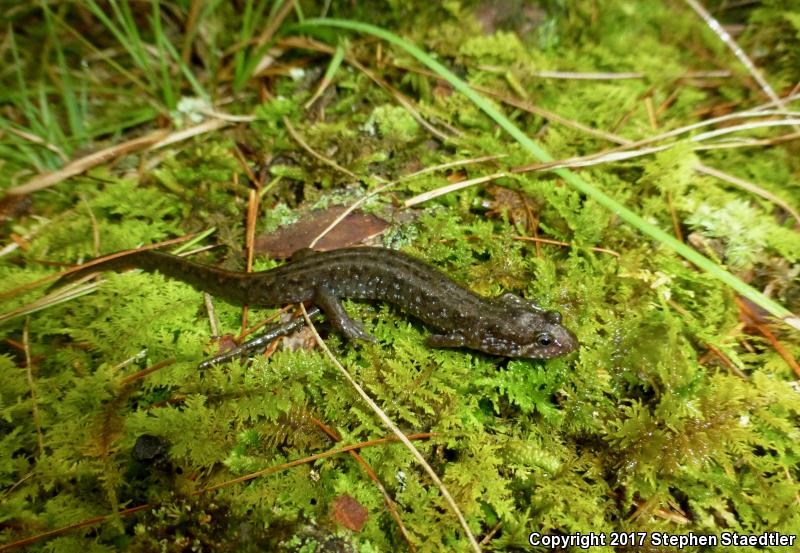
[331, 494, 368, 532]
[254, 206, 389, 259]
[212, 334, 239, 354]
[0, 193, 32, 222]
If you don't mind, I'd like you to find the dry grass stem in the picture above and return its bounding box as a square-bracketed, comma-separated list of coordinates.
[404, 172, 507, 207]
[7, 129, 170, 195]
[684, 0, 797, 126]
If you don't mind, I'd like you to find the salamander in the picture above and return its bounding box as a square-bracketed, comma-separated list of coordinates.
[58, 247, 578, 359]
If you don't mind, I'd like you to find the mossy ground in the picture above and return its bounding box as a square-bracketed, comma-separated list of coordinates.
[1, 1, 798, 552]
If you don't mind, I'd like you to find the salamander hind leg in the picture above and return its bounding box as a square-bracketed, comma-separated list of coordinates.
[313, 285, 377, 343]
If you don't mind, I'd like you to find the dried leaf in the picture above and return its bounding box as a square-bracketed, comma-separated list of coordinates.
[331, 494, 368, 532]
[255, 207, 389, 258]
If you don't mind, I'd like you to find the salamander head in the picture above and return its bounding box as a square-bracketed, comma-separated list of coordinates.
[473, 293, 579, 359]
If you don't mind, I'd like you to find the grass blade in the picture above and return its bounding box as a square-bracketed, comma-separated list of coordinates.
[42, 2, 85, 141]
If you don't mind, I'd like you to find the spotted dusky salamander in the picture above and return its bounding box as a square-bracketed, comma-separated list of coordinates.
[60, 247, 578, 358]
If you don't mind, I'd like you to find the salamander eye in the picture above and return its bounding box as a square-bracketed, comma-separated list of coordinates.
[535, 332, 554, 347]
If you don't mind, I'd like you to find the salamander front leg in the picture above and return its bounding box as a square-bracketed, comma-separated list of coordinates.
[313, 285, 377, 343]
[425, 331, 466, 349]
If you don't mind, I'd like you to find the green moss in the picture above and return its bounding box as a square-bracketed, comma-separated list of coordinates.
[369, 105, 420, 144]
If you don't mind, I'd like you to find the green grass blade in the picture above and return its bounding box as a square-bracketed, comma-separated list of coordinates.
[7, 24, 58, 155]
[116, 0, 149, 69]
[8, 25, 35, 117]
[171, 227, 218, 254]
[84, 1, 139, 67]
[42, 2, 85, 141]
[233, 0, 270, 92]
[35, 83, 67, 163]
[231, 0, 301, 92]
[86, 0, 159, 99]
[150, 0, 175, 110]
[299, 18, 798, 330]
[291, 0, 304, 22]
[320, 39, 345, 90]
[52, 11, 154, 98]
[0, 118, 47, 172]
[160, 29, 209, 102]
